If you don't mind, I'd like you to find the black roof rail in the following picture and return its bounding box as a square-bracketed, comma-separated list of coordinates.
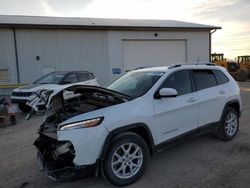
[168, 63, 216, 69]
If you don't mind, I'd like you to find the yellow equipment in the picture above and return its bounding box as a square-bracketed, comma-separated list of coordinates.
[237, 56, 250, 78]
[211, 53, 227, 68]
[211, 53, 247, 81]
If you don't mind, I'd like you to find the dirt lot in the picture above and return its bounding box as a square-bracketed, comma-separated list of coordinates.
[0, 82, 250, 188]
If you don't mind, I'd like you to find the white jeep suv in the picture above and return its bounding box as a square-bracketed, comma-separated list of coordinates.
[33, 63, 242, 186]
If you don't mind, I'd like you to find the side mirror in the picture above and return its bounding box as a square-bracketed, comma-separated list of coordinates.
[155, 88, 177, 99]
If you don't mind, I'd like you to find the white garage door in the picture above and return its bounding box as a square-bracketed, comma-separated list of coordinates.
[122, 40, 186, 71]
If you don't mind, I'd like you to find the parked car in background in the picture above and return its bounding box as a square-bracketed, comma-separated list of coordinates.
[30, 63, 242, 186]
[11, 71, 99, 112]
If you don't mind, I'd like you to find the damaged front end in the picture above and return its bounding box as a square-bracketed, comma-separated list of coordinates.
[35, 135, 75, 180]
[32, 85, 132, 181]
[34, 134, 96, 181]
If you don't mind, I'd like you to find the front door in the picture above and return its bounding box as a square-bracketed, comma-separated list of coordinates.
[153, 70, 199, 144]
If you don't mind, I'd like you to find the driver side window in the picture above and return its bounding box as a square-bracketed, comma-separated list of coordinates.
[160, 70, 192, 96]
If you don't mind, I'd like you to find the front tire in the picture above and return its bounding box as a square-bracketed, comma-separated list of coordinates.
[217, 107, 239, 141]
[102, 132, 149, 186]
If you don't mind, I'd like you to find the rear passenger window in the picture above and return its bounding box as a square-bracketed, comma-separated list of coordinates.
[77, 73, 91, 81]
[193, 70, 217, 90]
[63, 73, 78, 83]
[161, 70, 192, 96]
[213, 70, 229, 85]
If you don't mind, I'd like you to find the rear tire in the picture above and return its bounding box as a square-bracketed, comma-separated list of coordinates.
[102, 132, 149, 186]
[217, 107, 239, 141]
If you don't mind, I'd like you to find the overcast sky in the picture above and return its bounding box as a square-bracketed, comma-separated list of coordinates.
[0, 0, 249, 59]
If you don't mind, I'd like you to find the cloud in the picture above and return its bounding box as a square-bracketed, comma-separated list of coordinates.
[211, 20, 250, 58]
[45, 0, 93, 15]
[76, 0, 200, 21]
[0, 0, 93, 16]
[194, 0, 250, 22]
[0, 0, 46, 15]
[192, 0, 250, 58]
[0, 0, 248, 58]
[0, 0, 57, 16]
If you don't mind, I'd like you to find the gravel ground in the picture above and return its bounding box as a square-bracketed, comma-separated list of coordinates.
[0, 82, 250, 188]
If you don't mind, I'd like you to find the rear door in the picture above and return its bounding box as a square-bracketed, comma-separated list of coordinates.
[153, 70, 199, 144]
[213, 69, 230, 114]
[192, 69, 224, 126]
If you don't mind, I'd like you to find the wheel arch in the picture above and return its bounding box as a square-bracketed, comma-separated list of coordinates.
[100, 123, 156, 160]
[223, 99, 241, 118]
[216, 100, 240, 141]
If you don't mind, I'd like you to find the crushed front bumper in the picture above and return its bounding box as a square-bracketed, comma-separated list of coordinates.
[37, 151, 96, 181]
[34, 134, 96, 181]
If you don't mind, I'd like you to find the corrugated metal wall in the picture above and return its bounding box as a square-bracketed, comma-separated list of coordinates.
[0, 28, 18, 83]
[15, 29, 110, 85]
[0, 28, 209, 85]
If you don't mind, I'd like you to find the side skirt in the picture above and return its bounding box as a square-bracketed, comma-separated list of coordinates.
[155, 121, 220, 152]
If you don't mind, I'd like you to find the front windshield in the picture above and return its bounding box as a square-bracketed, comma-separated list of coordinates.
[34, 72, 66, 84]
[107, 71, 164, 98]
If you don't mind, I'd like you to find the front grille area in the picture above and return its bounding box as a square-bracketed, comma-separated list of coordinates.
[12, 92, 33, 97]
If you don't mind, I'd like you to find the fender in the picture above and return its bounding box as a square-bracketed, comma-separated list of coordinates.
[99, 123, 156, 160]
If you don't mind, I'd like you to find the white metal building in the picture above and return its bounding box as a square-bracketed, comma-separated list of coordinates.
[0, 15, 221, 85]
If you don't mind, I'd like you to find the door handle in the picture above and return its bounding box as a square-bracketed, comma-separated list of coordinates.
[219, 90, 226, 95]
[187, 98, 197, 103]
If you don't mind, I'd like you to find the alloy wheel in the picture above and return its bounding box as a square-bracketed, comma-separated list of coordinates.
[225, 112, 238, 136]
[111, 143, 143, 179]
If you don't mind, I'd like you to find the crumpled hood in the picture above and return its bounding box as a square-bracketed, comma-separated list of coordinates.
[26, 85, 132, 115]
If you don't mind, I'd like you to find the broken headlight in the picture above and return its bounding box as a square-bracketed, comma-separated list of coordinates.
[59, 117, 104, 131]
